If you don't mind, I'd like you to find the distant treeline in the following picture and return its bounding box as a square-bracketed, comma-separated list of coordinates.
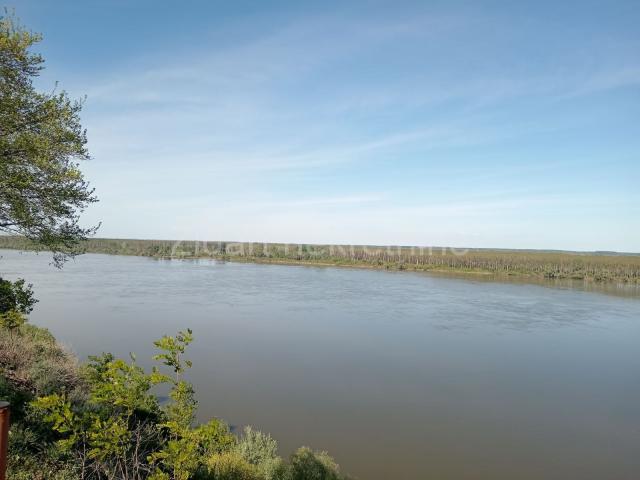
[2, 235, 640, 283]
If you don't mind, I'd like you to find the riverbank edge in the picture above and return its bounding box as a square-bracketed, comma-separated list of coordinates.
[3, 242, 638, 285]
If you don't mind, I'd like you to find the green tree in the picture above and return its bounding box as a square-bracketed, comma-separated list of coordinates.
[0, 276, 35, 314]
[0, 10, 98, 267]
[0, 276, 36, 330]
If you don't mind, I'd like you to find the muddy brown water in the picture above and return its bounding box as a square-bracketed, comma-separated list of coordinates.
[2, 249, 639, 479]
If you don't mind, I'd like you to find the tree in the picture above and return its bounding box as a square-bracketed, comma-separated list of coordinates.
[0, 10, 98, 267]
[0, 276, 36, 330]
[0, 276, 35, 314]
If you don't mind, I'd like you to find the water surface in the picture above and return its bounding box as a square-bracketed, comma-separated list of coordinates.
[1, 249, 639, 479]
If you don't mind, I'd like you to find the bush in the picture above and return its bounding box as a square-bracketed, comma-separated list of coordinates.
[1, 324, 347, 480]
[6, 453, 79, 480]
[288, 447, 344, 480]
[0, 323, 82, 420]
[205, 451, 261, 480]
[235, 427, 284, 480]
[0, 323, 84, 479]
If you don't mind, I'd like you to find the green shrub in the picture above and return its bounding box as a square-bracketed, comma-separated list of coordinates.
[235, 427, 284, 480]
[6, 452, 79, 480]
[288, 447, 344, 480]
[0, 323, 84, 478]
[1, 324, 347, 480]
[205, 451, 260, 480]
[0, 323, 82, 420]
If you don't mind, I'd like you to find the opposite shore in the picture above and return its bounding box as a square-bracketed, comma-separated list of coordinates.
[1, 236, 639, 284]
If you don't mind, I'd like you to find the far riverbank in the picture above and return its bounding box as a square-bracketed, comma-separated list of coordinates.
[1, 236, 639, 285]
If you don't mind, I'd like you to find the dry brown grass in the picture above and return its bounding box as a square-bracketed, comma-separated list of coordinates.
[0, 324, 82, 398]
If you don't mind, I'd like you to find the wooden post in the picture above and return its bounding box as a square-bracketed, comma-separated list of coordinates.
[0, 401, 8, 480]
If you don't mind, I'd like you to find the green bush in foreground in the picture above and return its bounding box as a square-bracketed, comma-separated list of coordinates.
[0, 323, 83, 479]
[0, 323, 348, 480]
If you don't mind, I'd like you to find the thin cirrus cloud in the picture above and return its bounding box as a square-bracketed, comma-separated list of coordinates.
[25, 2, 640, 251]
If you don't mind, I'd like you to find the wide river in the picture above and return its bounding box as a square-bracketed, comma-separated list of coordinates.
[2, 249, 639, 479]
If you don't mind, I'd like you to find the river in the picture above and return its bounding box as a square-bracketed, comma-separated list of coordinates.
[1, 249, 639, 479]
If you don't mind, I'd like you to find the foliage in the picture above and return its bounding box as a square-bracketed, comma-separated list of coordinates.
[235, 427, 283, 480]
[205, 451, 261, 480]
[153, 329, 194, 383]
[0, 276, 36, 314]
[0, 10, 96, 475]
[288, 448, 344, 480]
[148, 419, 236, 480]
[2, 322, 347, 480]
[7, 451, 79, 480]
[0, 10, 98, 266]
[0, 306, 25, 329]
[0, 322, 84, 479]
[0, 323, 81, 417]
[0, 276, 36, 329]
[29, 330, 239, 480]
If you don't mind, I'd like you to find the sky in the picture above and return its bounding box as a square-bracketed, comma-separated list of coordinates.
[15, 0, 640, 251]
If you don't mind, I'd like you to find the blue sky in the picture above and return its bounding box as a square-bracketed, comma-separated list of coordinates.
[16, 0, 640, 251]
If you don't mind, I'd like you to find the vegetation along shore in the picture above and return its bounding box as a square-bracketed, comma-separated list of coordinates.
[0, 320, 351, 480]
[1, 236, 639, 284]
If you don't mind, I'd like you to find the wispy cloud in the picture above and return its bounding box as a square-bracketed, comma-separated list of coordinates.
[45, 3, 639, 251]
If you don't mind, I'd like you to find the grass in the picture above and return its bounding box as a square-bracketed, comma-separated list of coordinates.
[0, 323, 84, 480]
[1, 235, 639, 283]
